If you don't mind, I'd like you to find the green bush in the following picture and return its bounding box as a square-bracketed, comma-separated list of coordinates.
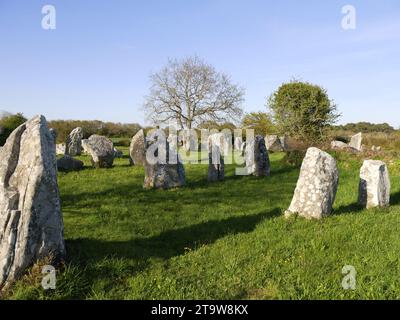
[0, 113, 27, 146]
[283, 150, 306, 167]
[268, 80, 340, 144]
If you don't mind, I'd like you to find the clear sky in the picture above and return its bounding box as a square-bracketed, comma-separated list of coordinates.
[0, 0, 399, 127]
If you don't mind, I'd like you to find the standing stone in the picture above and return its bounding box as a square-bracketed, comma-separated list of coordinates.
[143, 130, 185, 189]
[65, 127, 83, 156]
[0, 115, 65, 291]
[129, 130, 147, 166]
[285, 147, 339, 220]
[358, 160, 390, 209]
[86, 135, 115, 168]
[81, 139, 90, 154]
[265, 135, 284, 152]
[234, 137, 243, 151]
[208, 133, 225, 182]
[245, 135, 270, 176]
[349, 132, 362, 151]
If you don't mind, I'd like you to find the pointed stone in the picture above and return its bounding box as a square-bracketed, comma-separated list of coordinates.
[349, 132, 362, 151]
[0, 115, 65, 291]
[65, 127, 83, 156]
[208, 133, 225, 182]
[245, 135, 270, 176]
[358, 160, 390, 209]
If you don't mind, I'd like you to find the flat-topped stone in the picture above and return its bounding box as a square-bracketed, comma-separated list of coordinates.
[358, 160, 390, 209]
[244, 135, 270, 176]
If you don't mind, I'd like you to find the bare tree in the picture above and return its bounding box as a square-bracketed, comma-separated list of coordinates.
[144, 56, 245, 129]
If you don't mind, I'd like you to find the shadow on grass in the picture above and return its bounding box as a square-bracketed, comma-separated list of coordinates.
[333, 202, 363, 216]
[66, 208, 281, 263]
[390, 191, 400, 206]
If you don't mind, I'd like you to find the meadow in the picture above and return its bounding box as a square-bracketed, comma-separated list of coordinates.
[4, 146, 400, 300]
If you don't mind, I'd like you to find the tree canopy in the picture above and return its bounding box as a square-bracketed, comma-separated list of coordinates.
[144, 56, 244, 130]
[268, 80, 340, 143]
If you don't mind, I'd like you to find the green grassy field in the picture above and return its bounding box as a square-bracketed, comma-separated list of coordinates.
[5, 148, 400, 300]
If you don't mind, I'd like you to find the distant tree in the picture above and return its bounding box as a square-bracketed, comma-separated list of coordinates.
[241, 112, 276, 136]
[268, 80, 340, 143]
[144, 56, 245, 129]
[198, 120, 237, 131]
[334, 122, 395, 133]
[48, 120, 142, 143]
[0, 113, 27, 145]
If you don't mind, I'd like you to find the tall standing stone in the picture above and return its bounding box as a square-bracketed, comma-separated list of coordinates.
[65, 127, 83, 156]
[129, 130, 147, 166]
[349, 132, 362, 151]
[0, 115, 65, 291]
[85, 134, 115, 168]
[208, 133, 225, 182]
[245, 135, 270, 176]
[285, 147, 339, 220]
[358, 160, 390, 209]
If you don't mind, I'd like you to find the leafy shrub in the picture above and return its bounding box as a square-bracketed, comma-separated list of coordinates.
[0, 113, 27, 146]
[268, 80, 340, 144]
[283, 150, 306, 167]
[49, 120, 142, 143]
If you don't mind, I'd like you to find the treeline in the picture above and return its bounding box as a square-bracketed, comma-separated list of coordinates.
[333, 122, 396, 133]
[49, 120, 143, 143]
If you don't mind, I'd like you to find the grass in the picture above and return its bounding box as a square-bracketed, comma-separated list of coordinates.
[4, 147, 400, 300]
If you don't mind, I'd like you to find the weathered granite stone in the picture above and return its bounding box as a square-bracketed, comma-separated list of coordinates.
[358, 160, 390, 209]
[56, 143, 66, 155]
[245, 135, 270, 176]
[81, 139, 90, 154]
[0, 115, 65, 291]
[143, 130, 185, 189]
[86, 135, 115, 168]
[57, 155, 84, 171]
[285, 147, 339, 220]
[65, 127, 83, 156]
[129, 130, 147, 166]
[349, 132, 362, 151]
[265, 135, 284, 152]
[234, 137, 243, 151]
[330, 140, 358, 153]
[208, 133, 225, 182]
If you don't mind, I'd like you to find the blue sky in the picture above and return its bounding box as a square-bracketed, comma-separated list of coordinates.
[0, 0, 399, 127]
